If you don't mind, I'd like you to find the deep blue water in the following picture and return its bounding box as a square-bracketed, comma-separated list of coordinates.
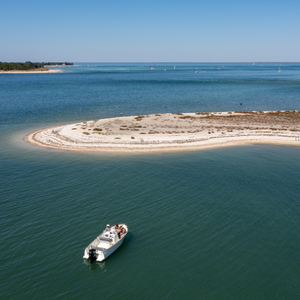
[1, 63, 300, 299]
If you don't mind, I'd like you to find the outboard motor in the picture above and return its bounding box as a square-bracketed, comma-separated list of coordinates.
[88, 248, 97, 263]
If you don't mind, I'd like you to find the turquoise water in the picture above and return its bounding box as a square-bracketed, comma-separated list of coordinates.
[1, 63, 300, 299]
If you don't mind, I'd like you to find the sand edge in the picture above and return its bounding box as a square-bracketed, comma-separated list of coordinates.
[24, 111, 300, 153]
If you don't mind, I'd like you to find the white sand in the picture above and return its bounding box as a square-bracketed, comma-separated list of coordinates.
[0, 69, 64, 74]
[25, 111, 300, 152]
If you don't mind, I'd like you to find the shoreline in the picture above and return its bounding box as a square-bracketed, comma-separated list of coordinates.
[0, 69, 64, 74]
[24, 111, 300, 153]
[25, 133, 300, 153]
[25, 111, 300, 153]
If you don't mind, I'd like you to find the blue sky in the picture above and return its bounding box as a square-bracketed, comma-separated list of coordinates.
[1, 0, 299, 62]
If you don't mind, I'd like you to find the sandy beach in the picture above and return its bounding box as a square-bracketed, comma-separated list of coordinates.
[25, 111, 300, 152]
[0, 68, 64, 74]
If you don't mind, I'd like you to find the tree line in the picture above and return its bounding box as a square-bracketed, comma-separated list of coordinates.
[0, 61, 73, 71]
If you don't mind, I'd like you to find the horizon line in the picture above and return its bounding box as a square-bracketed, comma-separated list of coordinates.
[2, 61, 300, 64]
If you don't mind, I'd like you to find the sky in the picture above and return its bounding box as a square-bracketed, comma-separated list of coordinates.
[0, 0, 300, 62]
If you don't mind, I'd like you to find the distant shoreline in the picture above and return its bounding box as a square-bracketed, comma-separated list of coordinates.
[0, 68, 64, 74]
[25, 111, 300, 153]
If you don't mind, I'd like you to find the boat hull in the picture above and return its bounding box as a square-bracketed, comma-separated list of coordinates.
[97, 237, 124, 261]
[83, 224, 128, 262]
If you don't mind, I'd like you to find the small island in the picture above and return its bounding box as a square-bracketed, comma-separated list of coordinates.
[25, 111, 300, 152]
[0, 61, 73, 74]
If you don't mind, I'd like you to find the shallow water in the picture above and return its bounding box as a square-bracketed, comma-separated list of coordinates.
[1, 63, 300, 299]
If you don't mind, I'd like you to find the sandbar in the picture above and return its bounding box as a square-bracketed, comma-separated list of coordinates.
[25, 111, 300, 152]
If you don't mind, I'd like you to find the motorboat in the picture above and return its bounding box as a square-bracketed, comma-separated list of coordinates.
[83, 223, 128, 262]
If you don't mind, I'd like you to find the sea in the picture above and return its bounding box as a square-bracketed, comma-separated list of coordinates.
[1, 63, 300, 300]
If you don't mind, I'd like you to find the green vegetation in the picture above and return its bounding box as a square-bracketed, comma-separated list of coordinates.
[0, 61, 73, 71]
[134, 116, 145, 121]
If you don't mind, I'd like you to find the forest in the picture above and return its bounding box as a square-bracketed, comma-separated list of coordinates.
[0, 61, 73, 71]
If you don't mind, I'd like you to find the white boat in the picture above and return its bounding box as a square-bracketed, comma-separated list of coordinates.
[195, 71, 199, 73]
[278, 67, 281, 73]
[83, 223, 128, 262]
[151, 67, 154, 70]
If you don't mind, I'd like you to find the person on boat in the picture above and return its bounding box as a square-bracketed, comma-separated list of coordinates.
[114, 224, 123, 238]
[105, 224, 110, 232]
[117, 225, 124, 237]
[121, 228, 126, 238]
[110, 226, 117, 235]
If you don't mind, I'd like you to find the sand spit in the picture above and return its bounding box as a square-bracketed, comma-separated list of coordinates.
[25, 111, 300, 152]
[0, 69, 64, 74]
